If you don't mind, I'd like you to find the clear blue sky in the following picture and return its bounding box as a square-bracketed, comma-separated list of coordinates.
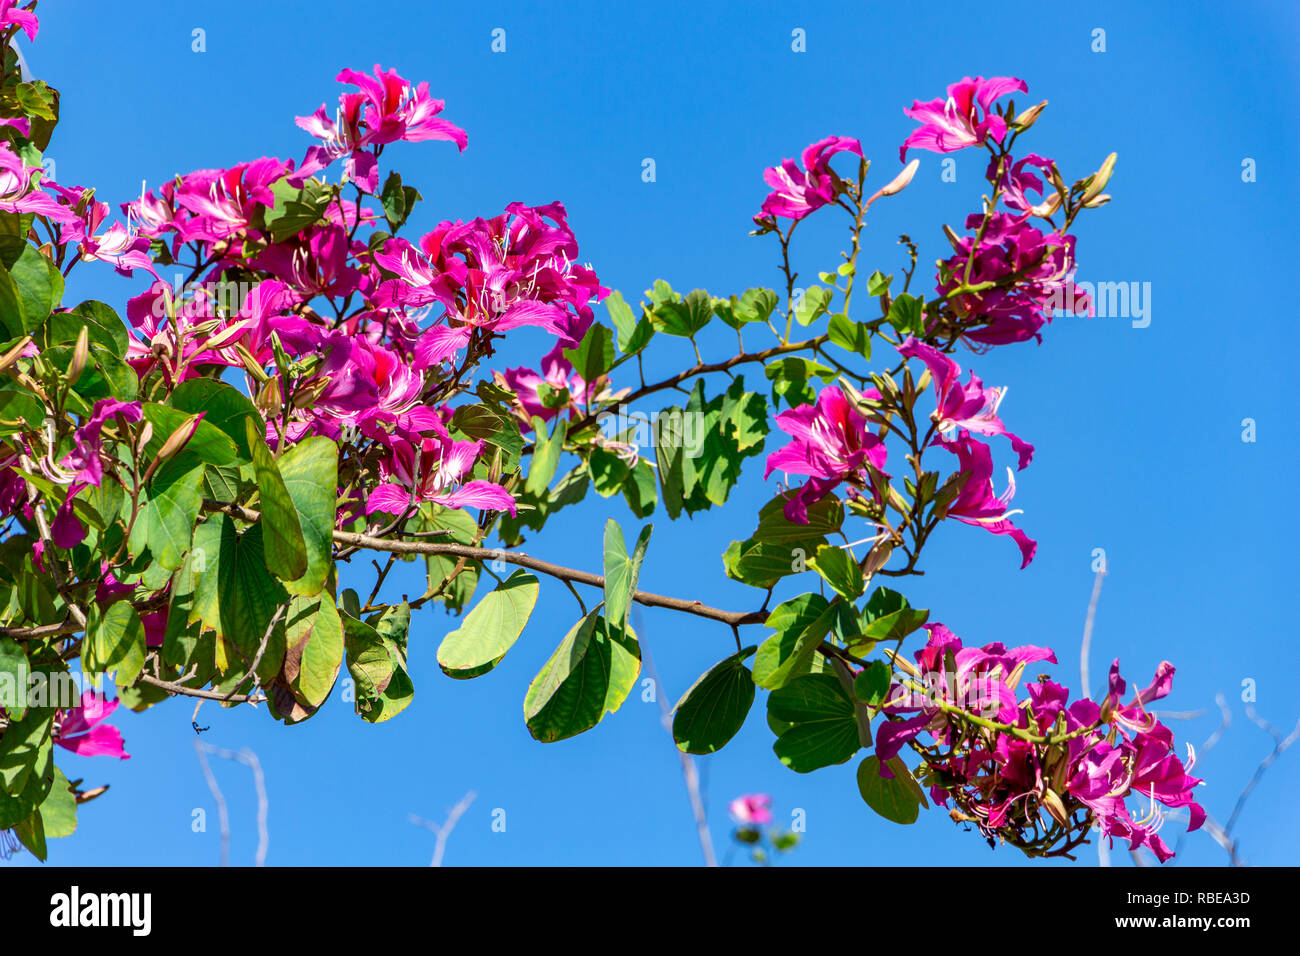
[13, 0, 1298, 867]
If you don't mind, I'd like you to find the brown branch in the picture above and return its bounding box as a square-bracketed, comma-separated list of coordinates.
[203, 500, 767, 628]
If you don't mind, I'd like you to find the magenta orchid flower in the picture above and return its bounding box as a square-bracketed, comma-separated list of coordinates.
[934, 431, 1036, 568]
[0, 0, 37, 41]
[55, 692, 130, 760]
[50, 399, 143, 549]
[988, 152, 1055, 215]
[764, 384, 887, 523]
[757, 135, 863, 221]
[728, 793, 774, 826]
[939, 211, 1091, 346]
[0, 145, 71, 220]
[497, 344, 599, 428]
[366, 418, 516, 517]
[294, 65, 466, 191]
[900, 76, 1027, 161]
[897, 337, 1034, 469]
[172, 157, 293, 244]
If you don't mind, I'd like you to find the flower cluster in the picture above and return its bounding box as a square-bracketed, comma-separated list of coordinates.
[874, 623, 1204, 861]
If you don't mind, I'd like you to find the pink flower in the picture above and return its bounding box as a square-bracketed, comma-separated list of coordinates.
[756, 135, 863, 221]
[764, 385, 887, 523]
[47, 183, 155, 276]
[934, 432, 1036, 568]
[0, 145, 70, 220]
[988, 153, 1054, 215]
[728, 793, 774, 826]
[897, 337, 1033, 469]
[294, 65, 466, 190]
[51, 400, 143, 549]
[939, 212, 1091, 346]
[55, 692, 130, 760]
[0, 0, 38, 41]
[497, 344, 597, 427]
[172, 157, 293, 244]
[900, 76, 1027, 162]
[366, 418, 515, 517]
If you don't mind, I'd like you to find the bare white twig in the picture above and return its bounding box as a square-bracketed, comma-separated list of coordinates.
[195, 742, 270, 866]
[1079, 565, 1106, 700]
[410, 791, 477, 867]
[636, 609, 718, 867]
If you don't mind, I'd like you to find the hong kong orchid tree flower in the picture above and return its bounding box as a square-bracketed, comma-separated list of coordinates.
[496, 344, 603, 428]
[48, 399, 143, 549]
[366, 419, 516, 517]
[899, 76, 1027, 161]
[0, 0, 36, 40]
[897, 337, 1034, 469]
[755, 135, 863, 222]
[764, 384, 888, 523]
[47, 183, 155, 276]
[294, 65, 466, 191]
[939, 212, 1091, 346]
[54, 692, 130, 760]
[729, 793, 774, 825]
[934, 432, 1036, 568]
[0, 145, 71, 220]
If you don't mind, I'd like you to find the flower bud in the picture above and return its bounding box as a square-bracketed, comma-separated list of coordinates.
[1041, 788, 1070, 827]
[1029, 193, 1063, 218]
[156, 413, 203, 465]
[1080, 152, 1117, 204]
[1083, 192, 1111, 208]
[0, 335, 32, 373]
[942, 223, 964, 253]
[67, 326, 90, 387]
[1012, 100, 1048, 131]
[879, 159, 920, 197]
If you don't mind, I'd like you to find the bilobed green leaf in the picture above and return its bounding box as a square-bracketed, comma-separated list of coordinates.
[887, 293, 924, 337]
[753, 594, 837, 690]
[523, 613, 640, 742]
[83, 601, 146, 687]
[807, 543, 864, 599]
[379, 170, 422, 231]
[621, 459, 657, 518]
[850, 586, 929, 650]
[284, 593, 344, 710]
[526, 417, 566, 496]
[856, 755, 926, 824]
[827, 313, 872, 358]
[671, 646, 757, 754]
[170, 378, 264, 461]
[794, 285, 832, 326]
[723, 492, 844, 589]
[721, 288, 778, 328]
[245, 419, 308, 582]
[0, 638, 30, 719]
[58, 300, 130, 357]
[605, 290, 653, 354]
[129, 453, 205, 571]
[450, 403, 523, 465]
[9, 245, 63, 332]
[768, 673, 861, 773]
[142, 403, 239, 467]
[437, 571, 540, 677]
[563, 322, 616, 384]
[276, 436, 338, 597]
[190, 515, 289, 658]
[602, 520, 651, 635]
[587, 445, 630, 496]
[39, 768, 77, 840]
[853, 660, 892, 707]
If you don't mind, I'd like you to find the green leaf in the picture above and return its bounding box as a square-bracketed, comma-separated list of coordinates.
[563, 322, 616, 385]
[807, 543, 864, 599]
[723, 492, 843, 589]
[342, 598, 414, 722]
[278, 593, 345, 717]
[128, 453, 205, 571]
[671, 646, 757, 754]
[525, 417, 566, 496]
[523, 613, 640, 742]
[191, 515, 289, 658]
[10, 245, 64, 330]
[887, 293, 924, 337]
[605, 290, 654, 354]
[245, 419, 308, 582]
[38, 768, 78, 840]
[602, 520, 651, 635]
[768, 673, 861, 772]
[57, 300, 130, 357]
[437, 571, 539, 678]
[587, 445, 630, 496]
[620, 459, 657, 518]
[141, 403, 239, 467]
[0, 638, 30, 719]
[853, 660, 892, 707]
[264, 179, 332, 243]
[856, 755, 926, 824]
[848, 587, 929, 651]
[753, 594, 837, 690]
[827, 313, 872, 358]
[764, 356, 837, 409]
[794, 286, 832, 326]
[451, 403, 523, 465]
[651, 288, 713, 337]
[275, 436, 338, 597]
[0, 385, 44, 436]
[0, 211, 33, 272]
[169, 378, 264, 461]
[866, 271, 892, 297]
[83, 602, 146, 687]
[722, 288, 778, 328]
[379, 170, 422, 231]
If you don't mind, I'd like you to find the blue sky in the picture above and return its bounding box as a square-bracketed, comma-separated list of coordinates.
[12, 0, 1298, 867]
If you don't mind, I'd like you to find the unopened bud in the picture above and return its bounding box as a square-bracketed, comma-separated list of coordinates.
[256, 377, 282, 417]
[1029, 193, 1063, 218]
[1080, 152, 1117, 204]
[1041, 788, 1070, 827]
[941, 223, 964, 253]
[67, 326, 89, 386]
[292, 376, 330, 409]
[879, 159, 920, 197]
[201, 318, 251, 353]
[0, 335, 32, 373]
[1083, 192, 1112, 209]
[1012, 100, 1048, 131]
[156, 413, 203, 465]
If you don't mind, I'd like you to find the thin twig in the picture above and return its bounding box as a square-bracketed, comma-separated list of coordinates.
[409, 791, 477, 867]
